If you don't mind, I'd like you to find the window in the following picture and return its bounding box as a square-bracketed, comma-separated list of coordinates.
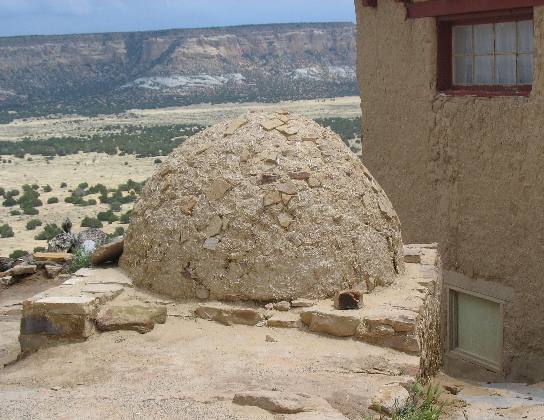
[438, 10, 534, 95]
[449, 289, 503, 370]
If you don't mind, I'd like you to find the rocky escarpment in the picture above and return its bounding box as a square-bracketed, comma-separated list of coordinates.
[120, 112, 404, 301]
[0, 22, 356, 119]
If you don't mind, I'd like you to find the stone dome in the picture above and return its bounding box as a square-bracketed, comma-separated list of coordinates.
[120, 112, 404, 301]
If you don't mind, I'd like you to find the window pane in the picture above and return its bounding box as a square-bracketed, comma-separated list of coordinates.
[496, 55, 516, 84]
[496, 22, 516, 53]
[475, 55, 494, 84]
[454, 55, 473, 85]
[453, 25, 472, 54]
[455, 291, 502, 366]
[518, 20, 534, 53]
[518, 54, 533, 84]
[474, 24, 494, 54]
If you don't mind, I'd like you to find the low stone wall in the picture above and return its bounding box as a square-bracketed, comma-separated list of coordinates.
[195, 243, 444, 377]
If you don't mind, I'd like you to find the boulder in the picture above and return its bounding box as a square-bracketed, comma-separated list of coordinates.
[45, 265, 63, 278]
[333, 290, 361, 310]
[95, 303, 167, 334]
[75, 229, 107, 251]
[300, 308, 361, 337]
[47, 232, 77, 252]
[91, 237, 124, 266]
[369, 385, 410, 416]
[0, 257, 13, 272]
[0, 276, 17, 286]
[195, 303, 265, 326]
[12, 264, 37, 277]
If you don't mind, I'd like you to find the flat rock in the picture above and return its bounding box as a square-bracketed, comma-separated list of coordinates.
[403, 246, 422, 264]
[0, 275, 17, 286]
[369, 385, 410, 416]
[300, 308, 361, 337]
[91, 237, 124, 266]
[45, 265, 63, 278]
[81, 283, 125, 303]
[267, 313, 301, 329]
[273, 301, 291, 311]
[291, 299, 316, 308]
[233, 391, 334, 415]
[224, 117, 248, 136]
[196, 303, 265, 326]
[95, 303, 167, 334]
[12, 264, 37, 277]
[24, 295, 98, 316]
[33, 252, 73, 263]
[260, 118, 284, 131]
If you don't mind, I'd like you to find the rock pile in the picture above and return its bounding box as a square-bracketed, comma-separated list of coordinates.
[121, 112, 404, 301]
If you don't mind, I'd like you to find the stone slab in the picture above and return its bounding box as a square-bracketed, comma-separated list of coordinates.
[91, 238, 124, 266]
[266, 313, 301, 329]
[33, 252, 73, 263]
[300, 308, 361, 337]
[196, 303, 265, 326]
[25, 295, 98, 316]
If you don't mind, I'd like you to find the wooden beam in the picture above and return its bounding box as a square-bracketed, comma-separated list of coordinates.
[408, 0, 544, 18]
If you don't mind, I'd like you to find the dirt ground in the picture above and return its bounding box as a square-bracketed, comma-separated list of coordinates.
[0, 97, 361, 142]
[1, 276, 544, 420]
[0, 153, 157, 255]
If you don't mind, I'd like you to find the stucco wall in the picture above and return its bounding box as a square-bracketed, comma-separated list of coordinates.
[355, 0, 544, 381]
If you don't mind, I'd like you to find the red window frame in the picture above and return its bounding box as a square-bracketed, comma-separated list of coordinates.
[437, 8, 533, 96]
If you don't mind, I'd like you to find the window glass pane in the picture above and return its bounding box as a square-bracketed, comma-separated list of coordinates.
[496, 22, 516, 53]
[474, 24, 494, 54]
[455, 291, 502, 366]
[453, 25, 472, 54]
[496, 55, 517, 84]
[474, 55, 494, 84]
[454, 55, 473, 85]
[518, 54, 533, 84]
[518, 20, 534, 53]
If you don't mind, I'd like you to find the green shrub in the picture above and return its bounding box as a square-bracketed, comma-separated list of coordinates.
[119, 210, 132, 224]
[0, 187, 4, 197]
[18, 185, 42, 208]
[26, 219, 43, 230]
[33, 246, 46, 253]
[154, 158, 162, 164]
[60, 182, 67, 188]
[10, 209, 21, 216]
[106, 226, 126, 242]
[34, 224, 63, 240]
[0, 224, 14, 238]
[47, 197, 59, 204]
[97, 210, 119, 223]
[9, 250, 28, 259]
[392, 383, 443, 420]
[81, 217, 103, 228]
[23, 206, 39, 215]
[2, 196, 17, 207]
[7, 189, 19, 197]
[42, 185, 52, 192]
[31, 184, 39, 190]
[86, 199, 97, 206]
[110, 201, 122, 212]
[69, 248, 92, 273]
[78, 182, 89, 190]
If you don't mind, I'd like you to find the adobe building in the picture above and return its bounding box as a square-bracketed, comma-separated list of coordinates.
[355, 0, 544, 382]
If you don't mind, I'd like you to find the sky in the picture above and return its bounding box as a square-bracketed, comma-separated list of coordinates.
[0, 0, 356, 37]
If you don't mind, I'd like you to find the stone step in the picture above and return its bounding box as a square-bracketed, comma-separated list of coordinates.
[195, 303, 266, 326]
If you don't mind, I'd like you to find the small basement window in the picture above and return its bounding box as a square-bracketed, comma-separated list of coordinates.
[449, 289, 503, 370]
[438, 9, 534, 96]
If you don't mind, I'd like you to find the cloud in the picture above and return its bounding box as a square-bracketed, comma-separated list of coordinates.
[0, 0, 355, 37]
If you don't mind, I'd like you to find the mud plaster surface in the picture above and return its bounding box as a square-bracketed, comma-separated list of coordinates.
[121, 112, 404, 301]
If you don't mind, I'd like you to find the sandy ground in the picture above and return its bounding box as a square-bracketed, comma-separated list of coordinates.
[0, 97, 361, 142]
[1, 275, 544, 419]
[0, 153, 157, 255]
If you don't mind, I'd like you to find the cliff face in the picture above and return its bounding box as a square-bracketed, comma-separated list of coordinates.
[0, 23, 357, 117]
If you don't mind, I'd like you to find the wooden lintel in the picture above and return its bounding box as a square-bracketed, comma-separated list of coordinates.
[408, 0, 544, 18]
